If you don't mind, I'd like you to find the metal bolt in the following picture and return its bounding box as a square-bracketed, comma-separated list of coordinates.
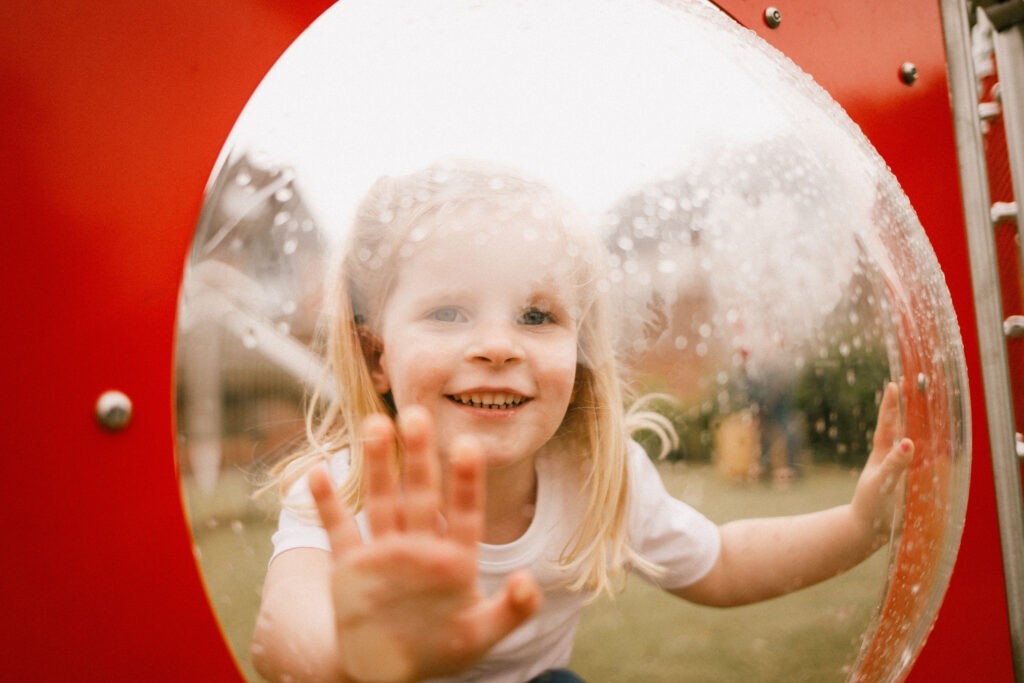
[764, 7, 782, 28]
[1005, 315, 1024, 339]
[96, 390, 133, 431]
[991, 201, 1018, 224]
[917, 372, 929, 393]
[900, 62, 919, 85]
[979, 101, 1002, 121]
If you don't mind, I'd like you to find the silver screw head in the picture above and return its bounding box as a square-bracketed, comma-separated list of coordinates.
[96, 390, 133, 431]
[764, 7, 782, 28]
[900, 62, 919, 85]
[1005, 315, 1024, 339]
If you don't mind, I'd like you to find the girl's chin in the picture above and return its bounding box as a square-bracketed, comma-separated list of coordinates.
[480, 452, 537, 471]
[464, 439, 531, 464]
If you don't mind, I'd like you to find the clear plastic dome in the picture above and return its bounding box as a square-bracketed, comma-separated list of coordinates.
[175, 1, 970, 680]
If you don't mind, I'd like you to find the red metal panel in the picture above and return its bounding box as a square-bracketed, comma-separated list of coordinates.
[1, 1, 331, 680]
[0, 0, 1011, 679]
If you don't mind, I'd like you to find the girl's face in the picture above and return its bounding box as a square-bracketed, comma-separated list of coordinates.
[371, 214, 580, 470]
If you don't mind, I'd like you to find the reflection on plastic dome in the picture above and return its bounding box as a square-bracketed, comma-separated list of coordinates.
[175, 1, 969, 681]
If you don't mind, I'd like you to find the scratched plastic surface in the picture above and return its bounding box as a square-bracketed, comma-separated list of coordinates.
[175, 1, 970, 680]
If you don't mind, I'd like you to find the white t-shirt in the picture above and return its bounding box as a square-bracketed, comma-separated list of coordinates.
[271, 441, 721, 682]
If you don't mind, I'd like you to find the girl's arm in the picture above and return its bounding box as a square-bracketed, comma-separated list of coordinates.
[252, 548, 347, 681]
[672, 382, 913, 607]
[252, 407, 541, 683]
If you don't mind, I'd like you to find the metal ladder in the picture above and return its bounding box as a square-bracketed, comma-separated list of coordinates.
[941, 0, 1024, 678]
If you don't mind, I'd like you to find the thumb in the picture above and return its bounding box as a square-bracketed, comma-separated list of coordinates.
[455, 571, 542, 657]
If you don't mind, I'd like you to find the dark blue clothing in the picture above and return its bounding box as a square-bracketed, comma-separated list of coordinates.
[527, 670, 586, 683]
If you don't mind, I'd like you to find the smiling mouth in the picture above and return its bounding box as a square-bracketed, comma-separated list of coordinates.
[447, 392, 530, 409]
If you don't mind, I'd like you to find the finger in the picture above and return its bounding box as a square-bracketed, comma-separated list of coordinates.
[871, 382, 903, 455]
[362, 413, 402, 537]
[458, 570, 542, 656]
[309, 467, 362, 555]
[878, 438, 914, 494]
[398, 406, 442, 534]
[445, 436, 485, 547]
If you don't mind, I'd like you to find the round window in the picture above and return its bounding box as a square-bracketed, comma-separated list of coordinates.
[175, 1, 970, 680]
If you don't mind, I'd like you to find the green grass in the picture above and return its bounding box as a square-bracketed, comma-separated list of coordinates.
[570, 463, 886, 682]
[186, 462, 887, 682]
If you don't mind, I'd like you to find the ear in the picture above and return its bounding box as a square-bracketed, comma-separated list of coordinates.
[356, 324, 390, 394]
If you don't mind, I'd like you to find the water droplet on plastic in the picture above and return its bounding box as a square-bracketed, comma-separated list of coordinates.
[243, 329, 258, 349]
[283, 238, 298, 255]
[274, 186, 294, 203]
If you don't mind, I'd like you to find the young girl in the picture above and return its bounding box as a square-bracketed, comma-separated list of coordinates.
[251, 161, 913, 683]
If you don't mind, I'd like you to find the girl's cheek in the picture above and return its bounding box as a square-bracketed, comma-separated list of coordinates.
[539, 341, 579, 381]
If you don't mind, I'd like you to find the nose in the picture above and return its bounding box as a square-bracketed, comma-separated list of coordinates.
[465, 320, 524, 365]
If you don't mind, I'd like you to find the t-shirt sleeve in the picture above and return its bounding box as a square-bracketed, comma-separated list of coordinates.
[268, 453, 353, 564]
[626, 441, 721, 589]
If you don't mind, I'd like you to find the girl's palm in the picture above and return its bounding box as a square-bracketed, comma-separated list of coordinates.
[310, 408, 541, 683]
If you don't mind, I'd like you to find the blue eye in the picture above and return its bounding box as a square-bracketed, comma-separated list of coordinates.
[518, 308, 555, 326]
[430, 307, 462, 322]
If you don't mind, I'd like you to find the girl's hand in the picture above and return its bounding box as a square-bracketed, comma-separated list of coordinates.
[850, 382, 914, 547]
[309, 407, 542, 683]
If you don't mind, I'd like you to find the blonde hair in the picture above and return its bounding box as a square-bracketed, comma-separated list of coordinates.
[264, 160, 662, 595]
